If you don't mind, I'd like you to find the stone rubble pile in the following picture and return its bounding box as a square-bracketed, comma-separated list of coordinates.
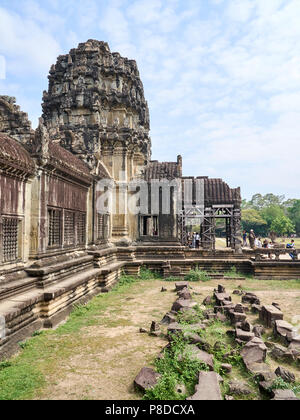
[134, 282, 299, 401]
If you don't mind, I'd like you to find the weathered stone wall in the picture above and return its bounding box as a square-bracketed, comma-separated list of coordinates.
[0, 96, 34, 145]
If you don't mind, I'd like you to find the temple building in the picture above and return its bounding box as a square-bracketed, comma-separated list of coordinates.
[0, 40, 242, 358]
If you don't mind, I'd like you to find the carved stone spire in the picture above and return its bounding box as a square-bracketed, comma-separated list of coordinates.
[42, 39, 151, 169]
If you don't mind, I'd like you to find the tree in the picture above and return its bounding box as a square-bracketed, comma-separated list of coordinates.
[241, 209, 268, 236]
[288, 200, 300, 235]
[248, 194, 265, 210]
[270, 216, 296, 237]
[260, 205, 285, 228]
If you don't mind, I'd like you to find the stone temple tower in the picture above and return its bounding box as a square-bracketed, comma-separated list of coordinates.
[42, 40, 152, 243]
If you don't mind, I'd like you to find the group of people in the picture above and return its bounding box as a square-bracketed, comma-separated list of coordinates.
[243, 230, 271, 250]
[243, 230, 297, 260]
[187, 232, 201, 249]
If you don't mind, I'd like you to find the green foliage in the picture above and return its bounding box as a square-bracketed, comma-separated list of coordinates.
[224, 266, 238, 278]
[177, 305, 204, 325]
[117, 274, 137, 287]
[144, 334, 209, 400]
[143, 374, 183, 401]
[242, 193, 298, 237]
[241, 209, 268, 235]
[268, 377, 300, 395]
[261, 205, 285, 226]
[270, 215, 296, 236]
[246, 193, 286, 210]
[0, 361, 12, 371]
[184, 269, 210, 282]
[288, 200, 300, 235]
[139, 267, 162, 280]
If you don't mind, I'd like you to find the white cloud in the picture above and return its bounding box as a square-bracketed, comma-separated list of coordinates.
[0, 55, 6, 79]
[0, 6, 61, 76]
[226, 0, 255, 22]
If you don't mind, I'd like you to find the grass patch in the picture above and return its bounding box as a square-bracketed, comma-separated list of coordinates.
[0, 271, 155, 400]
[184, 269, 210, 283]
[164, 276, 181, 282]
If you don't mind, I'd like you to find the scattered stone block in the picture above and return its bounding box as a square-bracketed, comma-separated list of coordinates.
[271, 389, 299, 401]
[251, 304, 262, 314]
[204, 310, 218, 321]
[259, 380, 274, 395]
[218, 285, 226, 293]
[242, 293, 260, 305]
[216, 312, 227, 323]
[183, 332, 203, 346]
[234, 304, 244, 313]
[150, 321, 161, 337]
[178, 288, 192, 300]
[229, 311, 247, 325]
[241, 320, 253, 332]
[171, 299, 197, 313]
[160, 312, 177, 325]
[260, 305, 283, 328]
[175, 282, 189, 292]
[274, 320, 296, 343]
[203, 296, 212, 306]
[271, 343, 288, 360]
[134, 367, 161, 392]
[214, 292, 232, 306]
[275, 366, 295, 384]
[272, 302, 281, 311]
[221, 363, 232, 374]
[241, 337, 267, 371]
[248, 362, 275, 380]
[167, 323, 183, 336]
[253, 325, 265, 338]
[139, 328, 147, 333]
[161, 287, 167, 293]
[284, 348, 300, 363]
[228, 380, 252, 396]
[187, 372, 222, 401]
[288, 335, 300, 348]
[236, 328, 255, 343]
[182, 345, 214, 371]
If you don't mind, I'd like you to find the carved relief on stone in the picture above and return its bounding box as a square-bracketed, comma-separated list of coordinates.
[42, 40, 151, 169]
[33, 118, 50, 160]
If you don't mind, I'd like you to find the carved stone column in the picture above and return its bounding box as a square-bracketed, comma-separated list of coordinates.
[111, 143, 130, 243]
[233, 208, 242, 254]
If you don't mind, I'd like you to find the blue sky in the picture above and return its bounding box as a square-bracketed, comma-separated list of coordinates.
[1, 0, 300, 199]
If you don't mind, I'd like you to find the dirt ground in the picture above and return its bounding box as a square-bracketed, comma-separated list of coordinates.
[34, 278, 300, 400]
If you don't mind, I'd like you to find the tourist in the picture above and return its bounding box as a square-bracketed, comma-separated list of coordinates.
[255, 237, 262, 248]
[192, 232, 196, 249]
[267, 241, 274, 260]
[287, 240, 297, 261]
[242, 230, 248, 247]
[249, 230, 256, 249]
[196, 233, 200, 249]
